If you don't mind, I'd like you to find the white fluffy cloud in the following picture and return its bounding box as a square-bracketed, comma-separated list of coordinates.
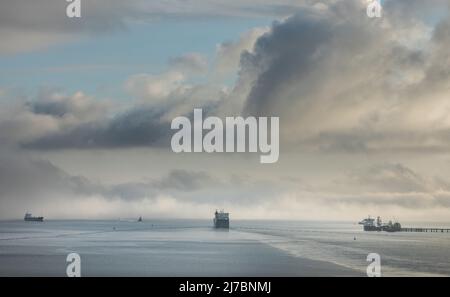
[125, 71, 186, 102]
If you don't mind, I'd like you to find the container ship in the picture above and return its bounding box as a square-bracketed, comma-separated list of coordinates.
[359, 216, 401, 232]
[24, 212, 44, 222]
[213, 210, 229, 229]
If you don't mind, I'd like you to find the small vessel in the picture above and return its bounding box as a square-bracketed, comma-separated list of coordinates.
[138, 216, 143, 222]
[213, 210, 229, 229]
[24, 212, 44, 222]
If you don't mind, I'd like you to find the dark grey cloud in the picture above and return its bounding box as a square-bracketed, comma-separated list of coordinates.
[27, 90, 109, 119]
[30, 101, 69, 118]
[243, 12, 334, 116]
[22, 105, 171, 150]
[242, 1, 387, 118]
[15, 80, 227, 150]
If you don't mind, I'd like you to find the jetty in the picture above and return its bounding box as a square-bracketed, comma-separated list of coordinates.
[401, 228, 450, 233]
[359, 216, 450, 233]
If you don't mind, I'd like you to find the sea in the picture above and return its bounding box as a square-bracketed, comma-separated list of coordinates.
[1, 219, 450, 276]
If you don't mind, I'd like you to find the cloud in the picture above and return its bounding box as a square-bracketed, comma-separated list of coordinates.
[0, 0, 133, 54]
[156, 170, 216, 190]
[125, 71, 186, 103]
[3, 0, 445, 55]
[18, 85, 227, 150]
[0, 151, 100, 217]
[22, 105, 171, 150]
[169, 53, 209, 75]
[103, 168, 281, 207]
[0, 0, 322, 55]
[0, 89, 111, 148]
[2, 0, 450, 156]
[341, 163, 448, 193]
[213, 27, 269, 79]
[0, 56, 228, 151]
[287, 162, 450, 211]
[235, 0, 450, 153]
[115, 0, 321, 19]
[104, 170, 220, 202]
[3, 148, 450, 220]
[0, 150, 281, 219]
[4, 0, 450, 155]
[9, 50, 228, 151]
[0, 28, 73, 55]
[29, 90, 109, 121]
[2, 0, 450, 221]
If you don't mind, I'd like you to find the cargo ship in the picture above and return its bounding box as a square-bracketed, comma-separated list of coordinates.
[24, 212, 44, 222]
[213, 210, 229, 229]
[359, 216, 401, 232]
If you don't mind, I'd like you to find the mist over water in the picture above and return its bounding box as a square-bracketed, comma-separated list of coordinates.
[1, 220, 450, 276]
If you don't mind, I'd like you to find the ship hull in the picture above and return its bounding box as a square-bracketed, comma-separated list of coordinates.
[363, 225, 381, 231]
[213, 218, 229, 229]
[24, 217, 44, 222]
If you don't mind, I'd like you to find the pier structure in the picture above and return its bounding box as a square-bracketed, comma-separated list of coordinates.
[359, 216, 450, 233]
[401, 228, 450, 233]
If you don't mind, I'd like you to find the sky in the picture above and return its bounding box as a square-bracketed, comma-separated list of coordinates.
[1, 0, 450, 221]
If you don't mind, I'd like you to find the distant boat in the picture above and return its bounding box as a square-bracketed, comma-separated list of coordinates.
[213, 210, 229, 229]
[24, 213, 44, 222]
[138, 216, 143, 222]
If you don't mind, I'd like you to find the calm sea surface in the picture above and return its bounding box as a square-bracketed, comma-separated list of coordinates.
[1, 219, 450, 276]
